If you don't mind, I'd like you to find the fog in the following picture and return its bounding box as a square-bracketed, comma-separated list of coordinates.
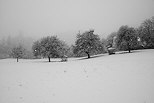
[0, 0, 154, 44]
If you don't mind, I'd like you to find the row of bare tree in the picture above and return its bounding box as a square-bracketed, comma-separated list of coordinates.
[0, 16, 153, 62]
[102, 16, 154, 52]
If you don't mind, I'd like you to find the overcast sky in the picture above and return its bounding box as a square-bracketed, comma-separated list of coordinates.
[0, 0, 154, 44]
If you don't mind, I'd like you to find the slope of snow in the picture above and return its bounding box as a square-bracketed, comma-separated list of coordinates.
[0, 49, 154, 103]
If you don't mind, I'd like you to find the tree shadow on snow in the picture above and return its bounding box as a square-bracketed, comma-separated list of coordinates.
[77, 50, 143, 61]
[77, 54, 106, 61]
[32, 60, 62, 63]
[116, 50, 142, 55]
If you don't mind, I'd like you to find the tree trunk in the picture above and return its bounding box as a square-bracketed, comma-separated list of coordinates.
[128, 49, 131, 53]
[86, 52, 90, 58]
[48, 56, 51, 62]
[127, 43, 131, 53]
[17, 57, 18, 62]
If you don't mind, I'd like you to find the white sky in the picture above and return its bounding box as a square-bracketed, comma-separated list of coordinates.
[0, 0, 154, 44]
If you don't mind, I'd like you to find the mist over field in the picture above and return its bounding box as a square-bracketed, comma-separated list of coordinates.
[0, 0, 154, 59]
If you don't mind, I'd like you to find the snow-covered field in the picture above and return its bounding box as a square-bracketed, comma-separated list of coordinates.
[0, 49, 154, 103]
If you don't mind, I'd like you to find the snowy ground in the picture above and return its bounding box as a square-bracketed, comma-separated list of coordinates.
[0, 49, 154, 103]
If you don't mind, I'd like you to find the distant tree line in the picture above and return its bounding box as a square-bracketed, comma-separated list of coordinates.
[102, 16, 154, 52]
[0, 16, 154, 62]
[0, 35, 34, 59]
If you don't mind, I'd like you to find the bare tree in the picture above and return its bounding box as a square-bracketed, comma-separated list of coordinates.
[11, 46, 25, 62]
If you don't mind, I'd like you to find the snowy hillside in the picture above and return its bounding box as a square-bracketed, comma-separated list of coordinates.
[0, 49, 154, 103]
